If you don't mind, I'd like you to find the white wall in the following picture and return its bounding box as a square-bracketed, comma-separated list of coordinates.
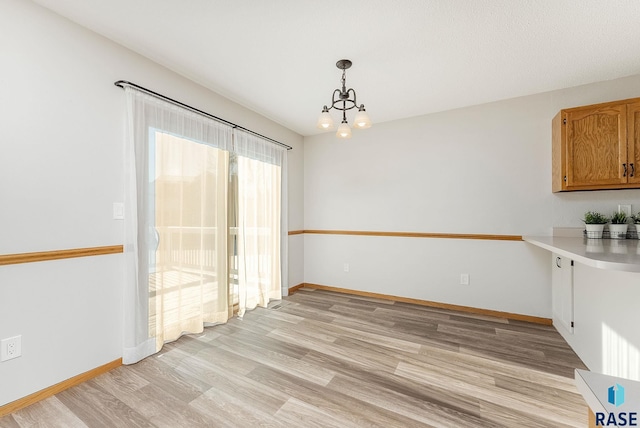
[0, 0, 302, 406]
[303, 75, 640, 318]
[287, 134, 305, 289]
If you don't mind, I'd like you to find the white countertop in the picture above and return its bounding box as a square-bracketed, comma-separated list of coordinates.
[575, 369, 640, 417]
[524, 236, 640, 272]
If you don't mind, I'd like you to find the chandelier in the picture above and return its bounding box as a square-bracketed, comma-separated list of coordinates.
[316, 59, 372, 138]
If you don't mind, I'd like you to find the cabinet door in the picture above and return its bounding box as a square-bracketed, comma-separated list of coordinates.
[551, 254, 574, 334]
[627, 102, 640, 184]
[565, 105, 627, 189]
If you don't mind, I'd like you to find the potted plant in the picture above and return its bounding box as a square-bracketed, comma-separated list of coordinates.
[583, 211, 609, 239]
[609, 211, 628, 239]
[632, 212, 640, 236]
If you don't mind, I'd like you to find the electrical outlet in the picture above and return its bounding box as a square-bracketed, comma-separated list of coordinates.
[460, 274, 470, 285]
[343, 263, 350, 272]
[1, 335, 22, 362]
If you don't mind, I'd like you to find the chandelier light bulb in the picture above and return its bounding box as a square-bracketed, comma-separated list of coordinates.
[316, 106, 335, 130]
[336, 121, 352, 139]
[353, 105, 372, 129]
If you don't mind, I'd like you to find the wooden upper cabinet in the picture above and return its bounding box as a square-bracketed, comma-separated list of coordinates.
[552, 97, 640, 192]
[565, 105, 626, 188]
[627, 101, 640, 184]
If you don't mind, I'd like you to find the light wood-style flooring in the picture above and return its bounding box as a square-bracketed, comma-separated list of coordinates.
[0, 288, 588, 427]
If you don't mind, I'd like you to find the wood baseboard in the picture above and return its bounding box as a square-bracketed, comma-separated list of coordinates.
[291, 283, 552, 325]
[0, 358, 122, 417]
[287, 283, 305, 294]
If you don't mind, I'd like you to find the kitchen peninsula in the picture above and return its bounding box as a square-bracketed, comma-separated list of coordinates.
[525, 235, 640, 381]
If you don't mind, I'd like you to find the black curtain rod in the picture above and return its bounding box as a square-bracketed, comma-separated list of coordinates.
[114, 80, 293, 151]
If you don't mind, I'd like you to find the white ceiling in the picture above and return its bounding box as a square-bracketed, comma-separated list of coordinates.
[32, 0, 640, 136]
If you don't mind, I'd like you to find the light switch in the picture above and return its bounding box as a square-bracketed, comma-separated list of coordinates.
[113, 202, 124, 220]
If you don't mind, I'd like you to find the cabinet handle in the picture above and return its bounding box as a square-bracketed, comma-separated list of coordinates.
[631, 163, 635, 177]
[623, 163, 627, 177]
[556, 257, 561, 268]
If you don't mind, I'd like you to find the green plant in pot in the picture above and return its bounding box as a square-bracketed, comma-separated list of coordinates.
[609, 211, 628, 239]
[632, 212, 640, 237]
[583, 211, 609, 239]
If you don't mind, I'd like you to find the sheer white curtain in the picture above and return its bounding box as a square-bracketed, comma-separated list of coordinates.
[152, 132, 230, 349]
[123, 88, 288, 364]
[123, 87, 233, 364]
[233, 131, 287, 315]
